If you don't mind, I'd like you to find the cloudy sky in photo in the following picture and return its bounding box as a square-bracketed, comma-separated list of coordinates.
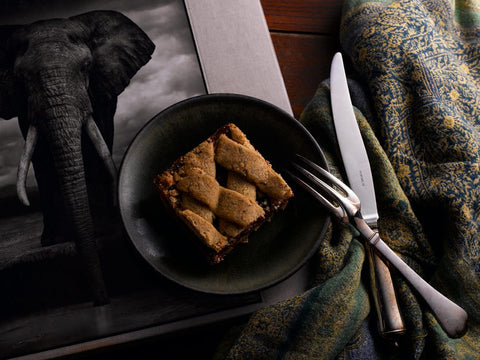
[0, 0, 205, 195]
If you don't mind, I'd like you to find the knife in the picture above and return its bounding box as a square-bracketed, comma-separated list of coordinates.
[330, 52, 405, 340]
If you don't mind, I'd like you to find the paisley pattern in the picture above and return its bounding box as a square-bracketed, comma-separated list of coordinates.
[216, 0, 480, 358]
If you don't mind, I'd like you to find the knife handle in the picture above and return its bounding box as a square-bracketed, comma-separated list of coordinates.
[365, 230, 405, 341]
[356, 218, 468, 338]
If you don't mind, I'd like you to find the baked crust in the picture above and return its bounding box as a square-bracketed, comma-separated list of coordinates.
[153, 123, 293, 264]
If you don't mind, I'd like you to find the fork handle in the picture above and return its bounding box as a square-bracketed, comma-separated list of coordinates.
[355, 218, 468, 338]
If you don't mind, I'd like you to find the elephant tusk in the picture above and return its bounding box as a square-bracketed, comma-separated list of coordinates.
[17, 125, 38, 206]
[85, 117, 118, 206]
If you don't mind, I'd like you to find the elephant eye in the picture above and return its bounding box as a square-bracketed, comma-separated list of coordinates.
[68, 27, 90, 45]
[81, 58, 92, 71]
[13, 56, 27, 79]
[17, 43, 28, 57]
[68, 31, 84, 45]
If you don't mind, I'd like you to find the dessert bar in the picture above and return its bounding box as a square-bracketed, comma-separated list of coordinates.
[153, 123, 293, 264]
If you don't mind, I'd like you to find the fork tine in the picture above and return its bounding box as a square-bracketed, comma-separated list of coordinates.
[288, 162, 355, 222]
[288, 155, 362, 222]
[284, 169, 346, 219]
[294, 154, 360, 206]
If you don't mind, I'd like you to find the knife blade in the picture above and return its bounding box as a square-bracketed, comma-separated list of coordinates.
[330, 52, 405, 340]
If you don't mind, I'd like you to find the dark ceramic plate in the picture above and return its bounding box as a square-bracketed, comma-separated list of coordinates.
[118, 93, 329, 294]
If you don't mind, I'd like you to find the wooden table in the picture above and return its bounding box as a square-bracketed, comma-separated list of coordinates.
[0, 1, 343, 359]
[262, 0, 342, 118]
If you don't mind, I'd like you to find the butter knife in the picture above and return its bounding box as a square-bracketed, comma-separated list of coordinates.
[330, 52, 405, 340]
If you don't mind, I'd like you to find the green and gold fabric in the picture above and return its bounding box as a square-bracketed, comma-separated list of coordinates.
[217, 0, 480, 358]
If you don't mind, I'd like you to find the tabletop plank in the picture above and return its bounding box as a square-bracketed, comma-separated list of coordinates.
[261, 0, 343, 118]
[260, 0, 343, 34]
[271, 33, 339, 119]
[261, 0, 342, 119]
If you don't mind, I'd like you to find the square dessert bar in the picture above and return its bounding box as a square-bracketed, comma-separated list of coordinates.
[153, 123, 293, 264]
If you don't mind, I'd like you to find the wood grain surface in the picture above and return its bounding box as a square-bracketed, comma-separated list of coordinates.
[261, 0, 342, 118]
[261, 0, 342, 34]
[272, 32, 339, 117]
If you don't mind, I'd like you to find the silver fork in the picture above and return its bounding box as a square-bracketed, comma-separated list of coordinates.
[287, 154, 468, 338]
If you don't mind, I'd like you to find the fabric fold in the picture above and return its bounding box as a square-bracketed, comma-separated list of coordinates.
[220, 240, 370, 360]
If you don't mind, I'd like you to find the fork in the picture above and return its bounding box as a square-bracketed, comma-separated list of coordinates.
[287, 154, 468, 338]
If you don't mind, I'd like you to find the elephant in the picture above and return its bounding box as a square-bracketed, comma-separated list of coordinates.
[0, 10, 155, 305]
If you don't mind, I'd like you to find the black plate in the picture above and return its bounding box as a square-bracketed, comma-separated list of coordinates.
[118, 93, 329, 294]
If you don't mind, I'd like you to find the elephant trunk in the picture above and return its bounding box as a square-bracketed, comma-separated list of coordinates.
[44, 115, 109, 305]
[16, 66, 116, 305]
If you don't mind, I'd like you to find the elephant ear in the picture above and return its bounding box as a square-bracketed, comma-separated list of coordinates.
[71, 10, 155, 101]
[0, 25, 22, 120]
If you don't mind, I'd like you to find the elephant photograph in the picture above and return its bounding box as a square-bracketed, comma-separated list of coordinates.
[0, 0, 206, 306]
